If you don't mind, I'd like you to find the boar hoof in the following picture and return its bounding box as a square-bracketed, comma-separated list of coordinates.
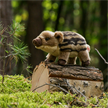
[32, 38, 42, 47]
[58, 59, 66, 65]
[82, 60, 90, 67]
[45, 59, 53, 63]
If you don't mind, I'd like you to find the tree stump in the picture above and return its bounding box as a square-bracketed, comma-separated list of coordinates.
[31, 62, 103, 96]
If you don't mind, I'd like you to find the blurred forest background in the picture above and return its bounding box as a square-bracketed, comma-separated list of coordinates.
[0, 0, 107, 76]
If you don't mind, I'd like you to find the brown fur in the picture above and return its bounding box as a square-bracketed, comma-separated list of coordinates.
[38, 31, 58, 47]
[32, 31, 91, 66]
[68, 57, 77, 64]
[54, 31, 64, 44]
[58, 51, 70, 63]
[45, 54, 56, 62]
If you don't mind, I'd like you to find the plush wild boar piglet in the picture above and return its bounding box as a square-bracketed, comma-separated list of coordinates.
[32, 31, 91, 66]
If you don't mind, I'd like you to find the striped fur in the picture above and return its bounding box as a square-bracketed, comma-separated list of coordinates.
[59, 31, 87, 52]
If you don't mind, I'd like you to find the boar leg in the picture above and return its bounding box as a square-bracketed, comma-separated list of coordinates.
[45, 53, 56, 62]
[68, 57, 77, 64]
[78, 50, 90, 66]
[58, 51, 70, 65]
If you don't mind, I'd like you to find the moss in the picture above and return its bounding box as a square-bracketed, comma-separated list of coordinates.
[0, 75, 31, 94]
[0, 75, 107, 108]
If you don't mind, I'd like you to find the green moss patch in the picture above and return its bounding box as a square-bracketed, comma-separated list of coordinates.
[0, 75, 107, 108]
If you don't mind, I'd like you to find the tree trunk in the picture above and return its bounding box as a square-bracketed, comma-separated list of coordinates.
[99, 1, 107, 71]
[0, 0, 13, 75]
[55, 1, 64, 31]
[80, 1, 89, 37]
[99, 1, 107, 91]
[26, 1, 45, 70]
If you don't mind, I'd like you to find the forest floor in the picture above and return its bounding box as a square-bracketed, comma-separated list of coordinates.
[0, 75, 108, 108]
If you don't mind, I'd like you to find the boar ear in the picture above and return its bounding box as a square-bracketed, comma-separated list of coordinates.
[54, 31, 64, 44]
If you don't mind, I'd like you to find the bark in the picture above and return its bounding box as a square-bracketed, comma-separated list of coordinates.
[0, 0, 13, 75]
[46, 63, 103, 81]
[26, 1, 45, 70]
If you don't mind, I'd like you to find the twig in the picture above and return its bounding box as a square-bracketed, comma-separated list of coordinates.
[7, 105, 12, 108]
[5, 75, 22, 79]
[95, 48, 108, 64]
[2, 42, 6, 84]
[65, 79, 74, 94]
[0, 53, 18, 59]
[32, 83, 70, 94]
[73, 85, 87, 102]
[66, 80, 87, 102]
[6, 56, 14, 66]
[0, 27, 7, 35]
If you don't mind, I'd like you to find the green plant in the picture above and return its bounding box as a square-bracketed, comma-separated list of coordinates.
[0, 21, 30, 84]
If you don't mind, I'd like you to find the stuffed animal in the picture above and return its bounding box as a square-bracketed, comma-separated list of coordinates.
[32, 31, 90, 66]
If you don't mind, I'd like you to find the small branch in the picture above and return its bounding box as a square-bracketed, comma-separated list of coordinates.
[0, 53, 18, 59]
[0, 27, 7, 35]
[5, 75, 21, 79]
[0, 54, 12, 59]
[65, 79, 74, 94]
[8, 26, 16, 37]
[32, 83, 70, 94]
[73, 85, 87, 102]
[7, 105, 12, 108]
[66, 80, 87, 101]
[95, 48, 108, 64]
[2, 42, 6, 84]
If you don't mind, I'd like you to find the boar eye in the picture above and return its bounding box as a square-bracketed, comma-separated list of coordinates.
[45, 37, 50, 41]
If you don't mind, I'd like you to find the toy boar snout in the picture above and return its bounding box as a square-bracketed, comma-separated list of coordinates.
[32, 38, 42, 47]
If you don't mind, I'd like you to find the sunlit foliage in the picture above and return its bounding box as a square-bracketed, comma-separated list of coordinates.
[11, 0, 107, 70]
